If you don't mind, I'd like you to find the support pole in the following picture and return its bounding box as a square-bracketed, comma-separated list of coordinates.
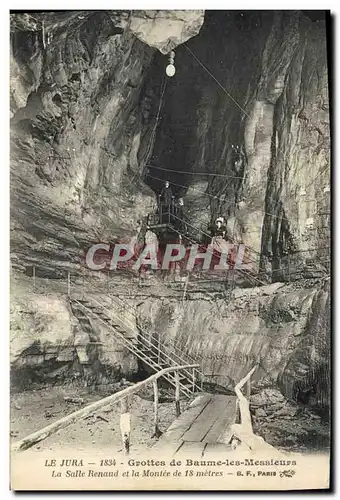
[235, 399, 241, 424]
[67, 271, 71, 297]
[32, 266, 36, 290]
[200, 360, 204, 390]
[41, 19, 46, 49]
[120, 397, 130, 455]
[152, 380, 161, 438]
[192, 368, 196, 394]
[175, 371, 181, 417]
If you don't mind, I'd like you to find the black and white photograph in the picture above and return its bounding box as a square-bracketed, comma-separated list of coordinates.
[9, 9, 331, 491]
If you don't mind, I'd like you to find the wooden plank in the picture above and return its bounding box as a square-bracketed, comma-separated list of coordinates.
[203, 443, 231, 458]
[175, 441, 205, 459]
[152, 380, 161, 438]
[152, 394, 212, 451]
[181, 395, 231, 443]
[149, 439, 184, 458]
[120, 397, 130, 455]
[175, 371, 181, 417]
[204, 396, 237, 443]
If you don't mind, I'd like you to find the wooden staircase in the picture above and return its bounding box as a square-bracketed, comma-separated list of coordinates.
[72, 293, 203, 398]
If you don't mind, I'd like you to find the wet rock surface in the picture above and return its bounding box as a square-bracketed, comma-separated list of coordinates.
[130, 10, 204, 54]
[10, 11, 330, 452]
[250, 388, 330, 452]
[137, 277, 330, 413]
[10, 11, 330, 275]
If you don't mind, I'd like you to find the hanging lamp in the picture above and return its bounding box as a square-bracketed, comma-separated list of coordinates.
[165, 50, 176, 77]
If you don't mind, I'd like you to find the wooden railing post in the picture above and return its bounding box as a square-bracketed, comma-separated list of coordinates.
[235, 399, 240, 424]
[120, 397, 130, 455]
[192, 368, 196, 394]
[12, 364, 199, 453]
[234, 365, 257, 435]
[175, 371, 181, 417]
[152, 379, 161, 438]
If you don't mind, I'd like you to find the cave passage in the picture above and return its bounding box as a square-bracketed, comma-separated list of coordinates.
[142, 10, 270, 202]
[141, 7, 328, 236]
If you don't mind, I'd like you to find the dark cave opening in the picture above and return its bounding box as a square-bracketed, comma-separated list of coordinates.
[141, 10, 273, 208]
[140, 9, 328, 206]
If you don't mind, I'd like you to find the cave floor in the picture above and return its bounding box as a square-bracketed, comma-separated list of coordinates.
[10, 384, 194, 454]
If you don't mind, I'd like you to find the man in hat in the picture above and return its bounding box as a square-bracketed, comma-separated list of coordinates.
[159, 180, 173, 223]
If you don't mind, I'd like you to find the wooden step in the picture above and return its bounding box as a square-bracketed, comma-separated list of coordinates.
[152, 394, 212, 451]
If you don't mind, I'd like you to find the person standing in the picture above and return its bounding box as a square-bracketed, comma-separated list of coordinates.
[159, 181, 173, 223]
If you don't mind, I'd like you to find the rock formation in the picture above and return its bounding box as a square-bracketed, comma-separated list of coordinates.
[10, 9, 330, 445]
[129, 10, 204, 54]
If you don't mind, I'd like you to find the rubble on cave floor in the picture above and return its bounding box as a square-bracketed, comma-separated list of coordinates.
[250, 388, 330, 452]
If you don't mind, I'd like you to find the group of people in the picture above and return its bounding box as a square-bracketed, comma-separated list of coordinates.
[158, 181, 184, 224]
[155, 180, 229, 242]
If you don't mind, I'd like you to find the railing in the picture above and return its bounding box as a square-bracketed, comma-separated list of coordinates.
[14, 266, 205, 393]
[230, 364, 280, 452]
[11, 364, 199, 454]
[74, 294, 199, 396]
[147, 209, 330, 286]
[234, 365, 257, 432]
[19, 236, 330, 301]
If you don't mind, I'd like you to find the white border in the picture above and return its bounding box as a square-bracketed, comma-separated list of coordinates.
[2, 4, 337, 499]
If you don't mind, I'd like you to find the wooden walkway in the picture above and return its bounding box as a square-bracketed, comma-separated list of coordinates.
[152, 393, 237, 458]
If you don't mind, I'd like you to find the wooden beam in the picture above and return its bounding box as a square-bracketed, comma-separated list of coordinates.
[152, 394, 212, 452]
[120, 397, 130, 455]
[234, 365, 257, 434]
[152, 379, 161, 438]
[175, 371, 181, 417]
[12, 363, 198, 453]
[192, 368, 196, 394]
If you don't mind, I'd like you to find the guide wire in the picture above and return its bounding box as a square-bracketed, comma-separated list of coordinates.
[147, 170, 329, 224]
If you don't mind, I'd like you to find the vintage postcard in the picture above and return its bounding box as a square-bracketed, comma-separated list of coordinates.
[10, 9, 331, 491]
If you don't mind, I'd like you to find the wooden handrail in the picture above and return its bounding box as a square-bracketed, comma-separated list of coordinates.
[230, 364, 279, 453]
[77, 294, 204, 389]
[234, 365, 257, 434]
[78, 278, 206, 381]
[11, 363, 199, 453]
